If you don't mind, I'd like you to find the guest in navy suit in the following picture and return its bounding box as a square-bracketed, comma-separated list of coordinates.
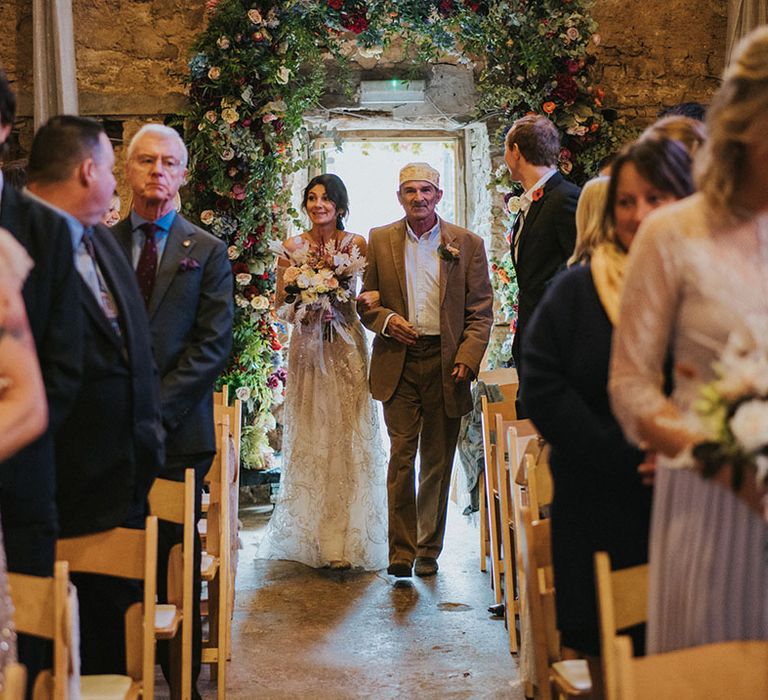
[26, 116, 165, 675]
[0, 71, 83, 693]
[112, 123, 233, 699]
[505, 114, 580, 380]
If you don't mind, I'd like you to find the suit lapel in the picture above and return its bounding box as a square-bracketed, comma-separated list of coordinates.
[517, 172, 563, 260]
[111, 219, 133, 263]
[0, 183, 19, 232]
[149, 216, 196, 319]
[389, 221, 408, 312]
[439, 221, 457, 308]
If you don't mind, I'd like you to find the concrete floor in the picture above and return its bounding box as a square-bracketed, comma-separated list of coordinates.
[179, 502, 526, 699]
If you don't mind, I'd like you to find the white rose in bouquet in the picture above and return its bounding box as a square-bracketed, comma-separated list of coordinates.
[729, 399, 768, 453]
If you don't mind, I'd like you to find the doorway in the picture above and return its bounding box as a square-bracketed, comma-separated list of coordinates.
[312, 130, 465, 236]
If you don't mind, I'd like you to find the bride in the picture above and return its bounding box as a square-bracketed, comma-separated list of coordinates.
[258, 174, 388, 571]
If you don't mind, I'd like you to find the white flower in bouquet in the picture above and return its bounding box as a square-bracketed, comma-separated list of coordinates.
[729, 399, 768, 453]
[235, 386, 251, 401]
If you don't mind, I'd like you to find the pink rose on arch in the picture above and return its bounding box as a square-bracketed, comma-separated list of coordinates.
[231, 183, 246, 200]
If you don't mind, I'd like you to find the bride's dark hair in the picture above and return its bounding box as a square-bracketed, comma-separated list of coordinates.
[302, 174, 349, 230]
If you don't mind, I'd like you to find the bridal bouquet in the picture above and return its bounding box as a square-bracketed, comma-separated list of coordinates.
[693, 322, 768, 508]
[270, 237, 366, 343]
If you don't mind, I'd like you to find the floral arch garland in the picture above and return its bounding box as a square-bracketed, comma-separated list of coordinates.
[183, 0, 629, 468]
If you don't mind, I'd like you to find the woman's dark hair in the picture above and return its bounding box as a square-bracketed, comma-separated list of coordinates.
[604, 136, 694, 234]
[302, 174, 349, 230]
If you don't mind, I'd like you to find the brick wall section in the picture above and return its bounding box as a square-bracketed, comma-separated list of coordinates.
[591, 0, 727, 123]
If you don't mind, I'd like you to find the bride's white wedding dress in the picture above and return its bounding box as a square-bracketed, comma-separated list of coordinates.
[258, 237, 388, 570]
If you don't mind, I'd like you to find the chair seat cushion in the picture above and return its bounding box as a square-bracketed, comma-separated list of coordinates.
[80, 674, 134, 699]
[552, 659, 592, 693]
[201, 553, 219, 580]
[155, 604, 181, 639]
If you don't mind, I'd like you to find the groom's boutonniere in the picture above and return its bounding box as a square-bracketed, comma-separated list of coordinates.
[531, 187, 545, 202]
[438, 242, 460, 262]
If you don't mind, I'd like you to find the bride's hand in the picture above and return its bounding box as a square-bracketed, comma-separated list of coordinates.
[356, 291, 380, 312]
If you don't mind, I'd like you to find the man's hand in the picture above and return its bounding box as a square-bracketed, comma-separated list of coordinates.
[356, 290, 381, 312]
[386, 315, 419, 345]
[638, 451, 656, 487]
[451, 362, 473, 383]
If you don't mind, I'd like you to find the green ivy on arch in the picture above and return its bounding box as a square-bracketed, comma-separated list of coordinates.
[183, 0, 630, 468]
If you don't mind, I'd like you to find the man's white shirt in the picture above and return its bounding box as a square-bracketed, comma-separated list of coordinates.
[383, 217, 442, 337]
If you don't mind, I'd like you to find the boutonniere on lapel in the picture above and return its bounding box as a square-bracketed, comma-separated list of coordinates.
[438, 242, 460, 262]
[178, 257, 201, 272]
[531, 187, 545, 202]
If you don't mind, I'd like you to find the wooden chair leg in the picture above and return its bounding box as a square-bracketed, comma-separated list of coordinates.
[479, 471, 488, 572]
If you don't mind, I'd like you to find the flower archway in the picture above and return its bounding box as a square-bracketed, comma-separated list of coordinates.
[183, 0, 629, 468]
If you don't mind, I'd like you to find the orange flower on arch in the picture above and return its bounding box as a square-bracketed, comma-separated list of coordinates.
[542, 101, 556, 114]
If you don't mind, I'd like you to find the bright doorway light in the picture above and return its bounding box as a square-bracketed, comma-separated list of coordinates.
[315, 135, 461, 238]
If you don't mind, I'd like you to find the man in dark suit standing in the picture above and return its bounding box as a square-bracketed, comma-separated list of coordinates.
[506, 115, 580, 378]
[112, 123, 233, 699]
[0, 72, 83, 689]
[26, 115, 165, 674]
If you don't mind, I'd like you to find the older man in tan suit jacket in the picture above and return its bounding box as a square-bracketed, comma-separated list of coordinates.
[359, 163, 493, 578]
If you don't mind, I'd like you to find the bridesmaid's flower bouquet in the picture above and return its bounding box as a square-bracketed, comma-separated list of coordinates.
[271, 238, 366, 342]
[693, 321, 768, 511]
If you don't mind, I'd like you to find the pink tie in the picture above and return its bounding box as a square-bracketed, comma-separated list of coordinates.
[136, 222, 158, 307]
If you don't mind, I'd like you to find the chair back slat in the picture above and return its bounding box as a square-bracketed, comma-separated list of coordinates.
[595, 552, 649, 700]
[57, 529, 146, 580]
[614, 636, 768, 699]
[57, 517, 158, 699]
[148, 478, 186, 524]
[7, 561, 69, 700]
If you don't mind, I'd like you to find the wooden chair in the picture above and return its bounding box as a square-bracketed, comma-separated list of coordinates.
[495, 416, 538, 655]
[149, 469, 196, 700]
[594, 552, 648, 700]
[478, 367, 519, 402]
[1, 663, 26, 700]
[56, 516, 159, 700]
[477, 370, 518, 573]
[200, 421, 231, 698]
[7, 561, 70, 699]
[479, 395, 517, 602]
[613, 636, 768, 699]
[204, 388, 243, 519]
[518, 504, 591, 700]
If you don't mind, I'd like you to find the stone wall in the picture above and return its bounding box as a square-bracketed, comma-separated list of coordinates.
[0, 1, 728, 126]
[592, 0, 728, 123]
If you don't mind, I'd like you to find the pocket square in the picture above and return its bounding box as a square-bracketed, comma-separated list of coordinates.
[179, 257, 201, 271]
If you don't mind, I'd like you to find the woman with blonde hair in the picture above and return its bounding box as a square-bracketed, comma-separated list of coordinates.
[568, 176, 610, 266]
[641, 114, 707, 156]
[610, 26, 768, 652]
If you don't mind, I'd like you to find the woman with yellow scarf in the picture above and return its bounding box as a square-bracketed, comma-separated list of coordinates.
[518, 137, 694, 697]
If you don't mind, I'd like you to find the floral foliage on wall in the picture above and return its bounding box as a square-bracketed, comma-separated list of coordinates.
[184, 0, 627, 467]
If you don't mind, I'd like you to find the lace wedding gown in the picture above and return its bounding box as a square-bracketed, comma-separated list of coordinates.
[610, 194, 768, 653]
[258, 239, 388, 571]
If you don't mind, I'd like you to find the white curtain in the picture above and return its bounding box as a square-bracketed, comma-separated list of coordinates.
[32, 0, 79, 129]
[727, 0, 768, 62]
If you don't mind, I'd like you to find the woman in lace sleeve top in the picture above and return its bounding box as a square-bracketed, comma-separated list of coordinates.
[609, 27, 768, 653]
